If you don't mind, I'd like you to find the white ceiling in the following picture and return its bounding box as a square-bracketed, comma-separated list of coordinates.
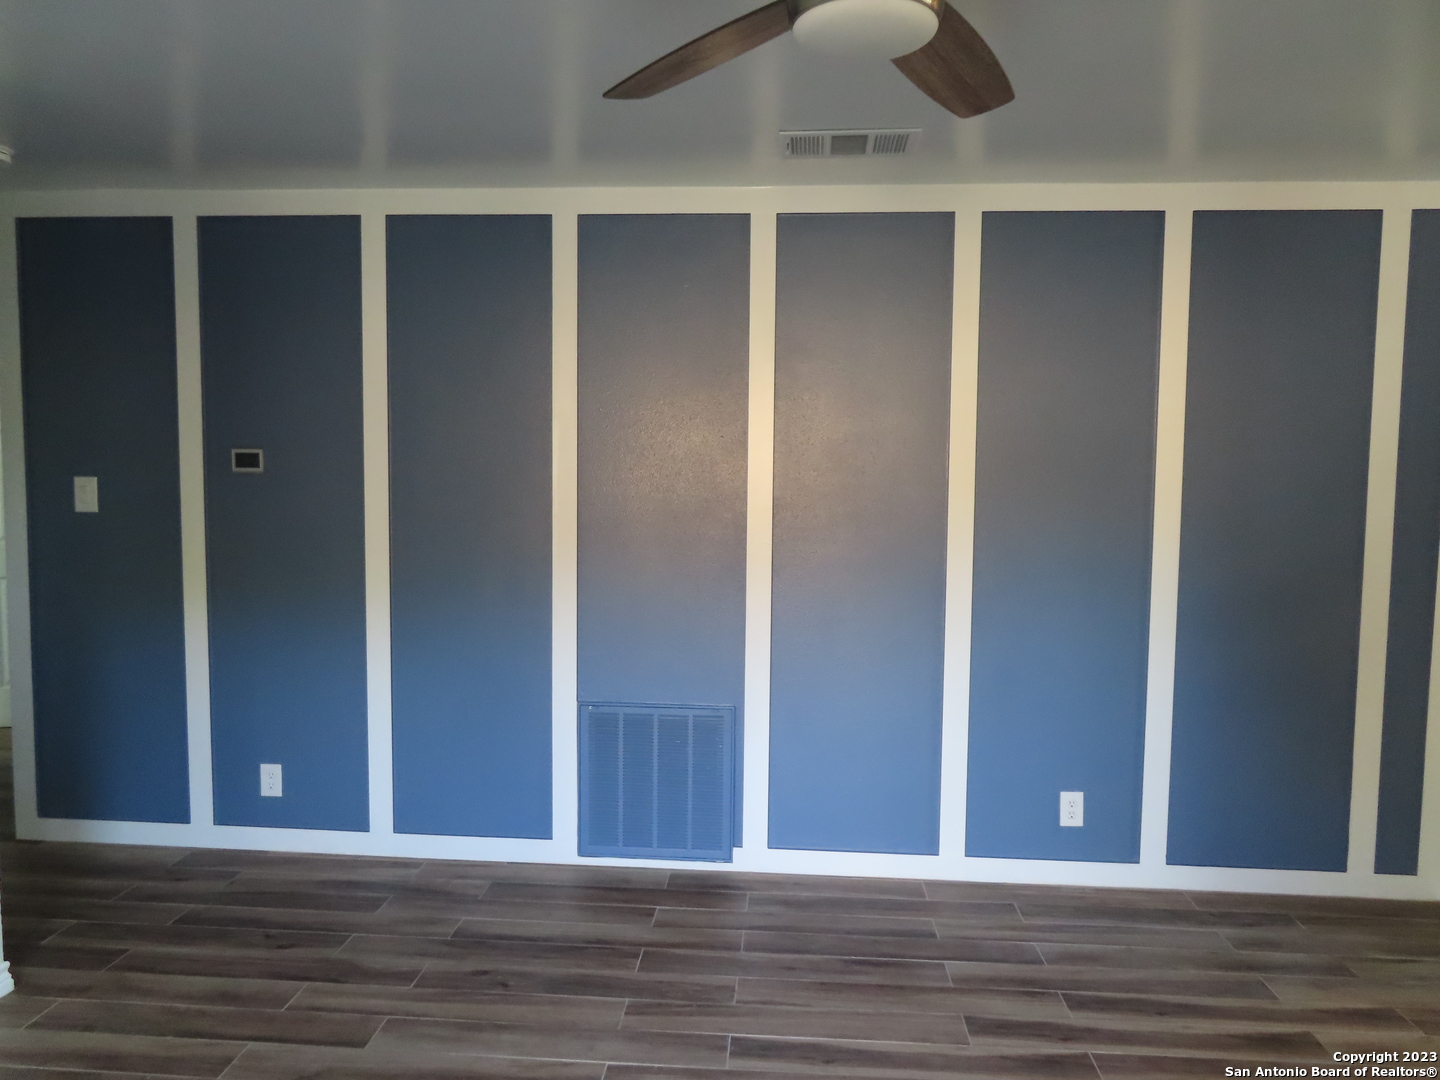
[0, 0, 1437, 189]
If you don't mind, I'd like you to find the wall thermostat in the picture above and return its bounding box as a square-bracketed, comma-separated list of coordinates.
[231, 449, 264, 473]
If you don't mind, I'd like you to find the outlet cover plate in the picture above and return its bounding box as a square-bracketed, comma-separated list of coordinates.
[1061, 791, 1083, 827]
[260, 763, 283, 798]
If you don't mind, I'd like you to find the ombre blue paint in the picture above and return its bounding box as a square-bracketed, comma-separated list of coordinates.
[200, 216, 369, 832]
[769, 212, 953, 856]
[967, 211, 1164, 863]
[1374, 209, 1440, 876]
[576, 214, 750, 844]
[19, 217, 190, 824]
[1169, 210, 1380, 872]
[388, 215, 553, 840]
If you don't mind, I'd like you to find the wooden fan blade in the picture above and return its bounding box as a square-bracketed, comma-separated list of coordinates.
[892, 1, 1013, 118]
[604, 1, 793, 99]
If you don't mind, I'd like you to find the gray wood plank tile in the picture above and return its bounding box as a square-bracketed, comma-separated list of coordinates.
[341, 933, 642, 971]
[665, 871, 929, 899]
[368, 1016, 729, 1068]
[1061, 990, 1416, 1032]
[223, 1043, 604, 1079]
[735, 977, 1070, 1019]
[1036, 942, 1357, 977]
[172, 904, 461, 938]
[389, 899, 658, 926]
[48, 923, 347, 956]
[728, 1036, 1100, 1077]
[654, 907, 940, 938]
[11, 968, 303, 1010]
[746, 894, 1021, 920]
[31, 999, 384, 1048]
[620, 999, 970, 1044]
[121, 885, 390, 914]
[0, 993, 58, 1027]
[934, 918, 1230, 951]
[3, 897, 193, 926]
[741, 929, 1043, 965]
[1017, 903, 1302, 929]
[964, 1015, 1326, 1057]
[415, 862, 670, 889]
[0, 1028, 244, 1077]
[286, 983, 626, 1028]
[170, 851, 424, 876]
[110, 949, 424, 987]
[414, 966, 736, 1004]
[639, 946, 954, 986]
[1, 918, 76, 945]
[945, 961, 1280, 1000]
[480, 884, 744, 912]
[452, 919, 741, 951]
[4, 944, 129, 972]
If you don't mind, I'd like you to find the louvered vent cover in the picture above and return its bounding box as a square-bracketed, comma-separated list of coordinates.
[781, 129, 919, 158]
[579, 703, 735, 862]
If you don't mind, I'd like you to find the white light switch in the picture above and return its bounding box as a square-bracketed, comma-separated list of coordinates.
[73, 476, 98, 513]
[1061, 791, 1084, 827]
[260, 763, 283, 798]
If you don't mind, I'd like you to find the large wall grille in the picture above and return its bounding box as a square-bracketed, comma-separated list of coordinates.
[579, 703, 735, 862]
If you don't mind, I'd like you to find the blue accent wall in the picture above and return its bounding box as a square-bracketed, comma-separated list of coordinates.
[576, 214, 750, 844]
[769, 212, 953, 855]
[1375, 209, 1440, 875]
[18, 217, 189, 823]
[199, 216, 369, 832]
[388, 215, 553, 839]
[1169, 210, 1381, 871]
[967, 211, 1164, 863]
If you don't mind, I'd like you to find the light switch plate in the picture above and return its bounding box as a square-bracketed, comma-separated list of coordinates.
[1061, 791, 1083, 827]
[260, 763, 283, 798]
[73, 476, 98, 513]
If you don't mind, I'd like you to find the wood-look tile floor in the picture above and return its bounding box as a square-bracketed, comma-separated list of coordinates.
[0, 736, 1437, 1078]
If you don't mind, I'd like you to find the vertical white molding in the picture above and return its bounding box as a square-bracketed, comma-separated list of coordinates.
[551, 212, 580, 852]
[739, 208, 777, 857]
[1418, 541, 1440, 892]
[1139, 207, 1193, 868]
[360, 212, 394, 837]
[173, 214, 214, 828]
[1347, 206, 1411, 877]
[938, 203, 982, 863]
[0, 214, 37, 840]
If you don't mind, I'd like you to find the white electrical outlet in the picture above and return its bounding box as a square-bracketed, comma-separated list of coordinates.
[260, 763, 283, 798]
[1061, 791, 1084, 827]
[73, 476, 99, 513]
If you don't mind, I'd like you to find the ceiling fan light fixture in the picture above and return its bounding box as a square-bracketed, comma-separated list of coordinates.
[791, 0, 941, 59]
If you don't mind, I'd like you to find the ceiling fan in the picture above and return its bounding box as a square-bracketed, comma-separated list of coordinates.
[604, 0, 1014, 120]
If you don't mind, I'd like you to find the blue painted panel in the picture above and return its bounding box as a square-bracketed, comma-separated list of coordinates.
[200, 216, 368, 832]
[968, 211, 1164, 863]
[576, 214, 749, 843]
[388, 215, 552, 839]
[18, 217, 189, 823]
[770, 212, 953, 855]
[1375, 210, 1440, 875]
[1169, 210, 1381, 871]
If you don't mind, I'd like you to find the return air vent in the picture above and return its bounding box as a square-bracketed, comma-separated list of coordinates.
[579, 703, 735, 862]
[782, 129, 919, 158]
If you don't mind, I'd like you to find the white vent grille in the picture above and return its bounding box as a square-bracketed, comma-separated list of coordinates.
[781, 129, 920, 159]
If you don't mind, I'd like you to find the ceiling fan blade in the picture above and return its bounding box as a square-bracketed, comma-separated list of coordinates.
[604, 1, 793, 99]
[891, 1, 1014, 119]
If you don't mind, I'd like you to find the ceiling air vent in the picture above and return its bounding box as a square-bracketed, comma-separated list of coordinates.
[782, 129, 919, 158]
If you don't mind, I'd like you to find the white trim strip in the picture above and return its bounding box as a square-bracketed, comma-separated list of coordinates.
[0, 214, 37, 837]
[360, 212, 394, 837]
[174, 214, 214, 828]
[1139, 206, 1194, 868]
[1348, 205, 1411, 875]
[938, 201, 982, 864]
[550, 212, 580, 852]
[740, 207, 778, 854]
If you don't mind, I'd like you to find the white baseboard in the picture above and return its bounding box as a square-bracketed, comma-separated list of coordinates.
[0, 961, 14, 998]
